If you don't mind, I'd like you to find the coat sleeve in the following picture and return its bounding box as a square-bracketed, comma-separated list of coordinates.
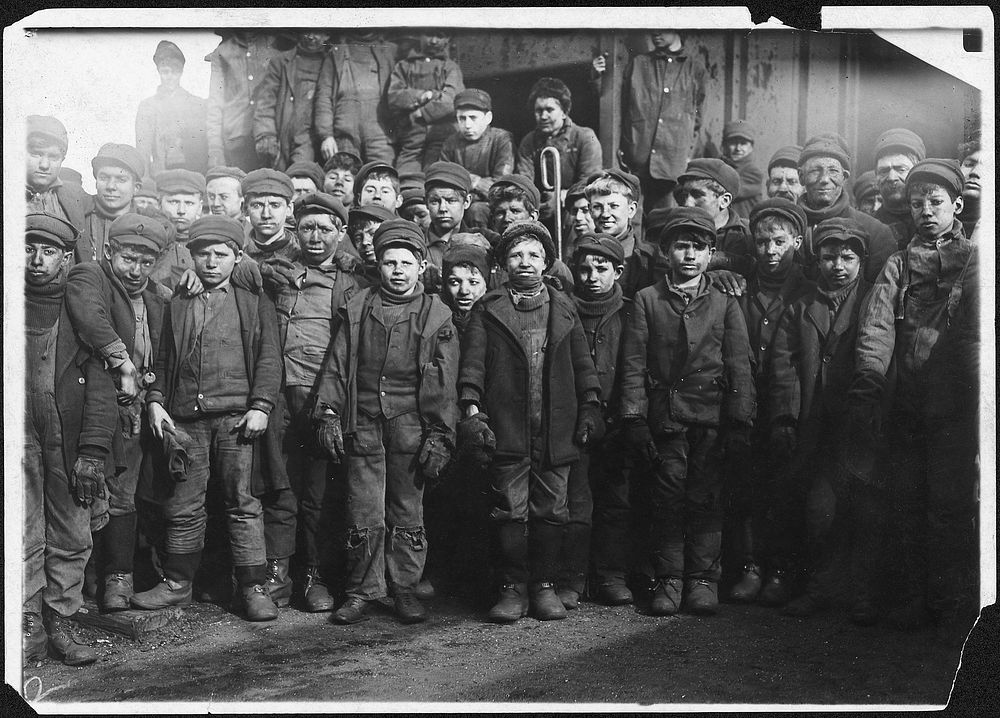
[419, 306, 461, 439]
[575, 126, 604, 182]
[418, 60, 464, 124]
[569, 308, 601, 404]
[863, 220, 899, 282]
[312, 305, 350, 417]
[249, 292, 282, 413]
[853, 252, 903, 383]
[146, 303, 173, 408]
[253, 57, 282, 142]
[768, 302, 802, 426]
[515, 135, 536, 181]
[134, 97, 156, 175]
[206, 50, 226, 162]
[721, 295, 756, 425]
[486, 129, 515, 184]
[387, 61, 425, 114]
[457, 307, 487, 407]
[618, 291, 651, 419]
[65, 263, 127, 364]
[78, 350, 119, 457]
[313, 52, 336, 140]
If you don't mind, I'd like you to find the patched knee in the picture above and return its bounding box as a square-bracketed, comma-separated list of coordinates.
[391, 526, 426, 551]
[345, 526, 371, 550]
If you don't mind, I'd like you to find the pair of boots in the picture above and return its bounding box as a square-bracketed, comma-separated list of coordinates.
[730, 562, 792, 607]
[650, 577, 719, 616]
[265, 558, 336, 612]
[332, 588, 428, 625]
[489, 522, 567, 623]
[23, 593, 98, 667]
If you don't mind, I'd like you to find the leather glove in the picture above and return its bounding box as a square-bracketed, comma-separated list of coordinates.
[422, 264, 443, 295]
[315, 414, 345, 463]
[255, 135, 279, 164]
[457, 412, 496, 467]
[770, 424, 797, 461]
[119, 402, 143, 438]
[419, 433, 452, 483]
[70, 456, 106, 506]
[259, 256, 300, 292]
[231, 259, 264, 294]
[574, 403, 606, 446]
[722, 423, 753, 460]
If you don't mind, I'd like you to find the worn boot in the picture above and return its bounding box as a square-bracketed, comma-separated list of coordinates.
[595, 578, 634, 606]
[758, 569, 792, 607]
[265, 557, 292, 608]
[131, 550, 198, 610]
[415, 578, 436, 600]
[23, 593, 46, 665]
[241, 583, 279, 622]
[488, 583, 529, 623]
[43, 607, 98, 666]
[333, 596, 371, 625]
[394, 589, 428, 624]
[529, 582, 567, 621]
[302, 567, 335, 612]
[729, 563, 762, 603]
[556, 587, 581, 610]
[684, 579, 720, 615]
[650, 577, 683, 616]
[490, 522, 530, 623]
[101, 572, 135, 613]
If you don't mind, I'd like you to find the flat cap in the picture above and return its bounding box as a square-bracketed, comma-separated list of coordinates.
[586, 168, 641, 199]
[799, 132, 851, 172]
[443, 242, 491, 282]
[659, 206, 717, 245]
[678, 158, 741, 197]
[25, 212, 79, 249]
[153, 40, 185, 67]
[294, 191, 347, 224]
[398, 170, 426, 193]
[813, 217, 869, 256]
[27, 115, 68, 153]
[852, 170, 878, 203]
[186, 215, 246, 251]
[400, 187, 427, 208]
[134, 176, 158, 199]
[565, 179, 589, 204]
[454, 88, 492, 112]
[92, 143, 146, 180]
[285, 161, 325, 191]
[349, 204, 396, 225]
[59, 167, 84, 186]
[492, 173, 541, 208]
[905, 158, 964, 197]
[155, 169, 206, 196]
[205, 165, 247, 184]
[750, 198, 807, 237]
[645, 207, 672, 240]
[723, 118, 756, 143]
[573, 232, 626, 267]
[873, 127, 926, 162]
[108, 212, 170, 252]
[241, 168, 293, 200]
[768, 145, 802, 172]
[450, 232, 493, 252]
[373, 218, 426, 258]
[425, 161, 472, 194]
[498, 219, 556, 268]
[353, 160, 398, 195]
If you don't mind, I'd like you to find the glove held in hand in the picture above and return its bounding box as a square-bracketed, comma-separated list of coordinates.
[71, 456, 106, 506]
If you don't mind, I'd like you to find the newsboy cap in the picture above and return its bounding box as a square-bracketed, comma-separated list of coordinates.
[59, 167, 84, 186]
[799, 133, 852, 172]
[564, 179, 589, 205]
[750, 198, 807, 237]
[400, 187, 427, 209]
[424, 161, 472, 194]
[450, 232, 493, 252]
[134, 177, 158, 199]
[205, 165, 247, 184]
[92, 143, 146, 181]
[677, 158, 741, 197]
[659, 206, 717, 245]
[186, 215, 246, 251]
[586, 168, 641, 199]
[155, 169, 206, 196]
[904, 158, 964, 197]
[372, 218, 426, 259]
[498, 219, 556, 268]
[492, 174, 541, 209]
[108, 212, 170, 252]
[723, 119, 756, 143]
[349, 204, 396, 226]
[27, 115, 68, 153]
[25, 212, 79, 250]
[443, 242, 491, 282]
[153, 40, 185, 68]
[852, 170, 879, 204]
[353, 160, 398, 196]
[573, 233, 626, 267]
[294, 192, 348, 225]
[873, 127, 926, 162]
[813, 217, 868, 256]
[241, 168, 293, 200]
[285, 161, 326, 192]
[455, 88, 492, 112]
[768, 145, 802, 172]
[644, 207, 672, 241]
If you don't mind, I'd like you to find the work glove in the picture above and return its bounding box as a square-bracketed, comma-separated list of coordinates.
[422, 264, 443, 295]
[119, 402, 143, 438]
[70, 455, 106, 507]
[231, 260, 264, 294]
[315, 413, 345, 463]
[457, 412, 496, 467]
[722, 423, 753, 461]
[769, 423, 797, 461]
[418, 433, 452, 484]
[259, 256, 301, 292]
[255, 135, 279, 165]
[574, 403, 606, 446]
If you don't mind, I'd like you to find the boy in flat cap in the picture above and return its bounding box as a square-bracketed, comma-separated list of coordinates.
[151, 168, 206, 289]
[133, 177, 159, 213]
[423, 161, 474, 291]
[871, 128, 926, 247]
[132, 215, 283, 622]
[562, 181, 595, 263]
[286, 161, 326, 205]
[765, 145, 804, 204]
[769, 218, 876, 623]
[313, 218, 458, 625]
[206, 166, 247, 220]
[323, 151, 362, 209]
[388, 31, 465, 174]
[24, 213, 118, 665]
[354, 160, 402, 213]
[314, 32, 396, 166]
[342, 204, 396, 285]
[458, 220, 602, 623]
[254, 31, 330, 169]
[721, 119, 764, 220]
[619, 206, 755, 617]
[726, 198, 813, 607]
[65, 213, 171, 612]
[852, 171, 881, 217]
[850, 159, 979, 642]
[78, 143, 147, 264]
[136, 40, 209, 177]
[25, 115, 88, 230]
[242, 168, 298, 263]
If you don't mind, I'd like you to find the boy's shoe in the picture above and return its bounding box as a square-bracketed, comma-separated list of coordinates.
[302, 567, 335, 612]
[595, 580, 633, 606]
[729, 563, 762, 603]
[781, 592, 830, 618]
[44, 610, 98, 666]
[242, 584, 279, 622]
[650, 577, 682, 616]
[394, 590, 427, 624]
[530, 582, 568, 621]
[332, 596, 371, 625]
[23, 612, 47, 664]
[848, 596, 880, 626]
[684, 579, 719, 615]
[488, 583, 529, 623]
[885, 598, 931, 630]
[757, 570, 792, 607]
[130, 577, 193, 610]
[556, 588, 580, 610]
[265, 558, 292, 608]
[101, 572, 135, 613]
[415, 578, 436, 600]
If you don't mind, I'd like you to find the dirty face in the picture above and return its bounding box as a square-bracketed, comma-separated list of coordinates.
[909, 184, 962, 240]
[426, 186, 470, 233]
[875, 152, 917, 209]
[349, 218, 380, 264]
[25, 241, 70, 287]
[817, 241, 861, 289]
[505, 238, 547, 280]
[800, 157, 849, 209]
[574, 253, 622, 297]
[247, 194, 291, 239]
[674, 179, 728, 221]
[94, 163, 138, 214]
[445, 264, 487, 311]
[491, 199, 536, 234]
[533, 97, 567, 136]
[665, 233, 713, 283]
[753, 222, 801, 278]
[960, 151, 982, 201]
[27, 137, 65, 191]
[766, 166, 804, 202]
[192, 241, 242, 289]
[160, 192, 203, 234]
[324, 169, 354, 205]
[108, 243, 159, 294]
[296, 212, 342, 265]
[456, 108, 492, 142]
[378, 246, 425, 295]
[569, 196, 594, 234]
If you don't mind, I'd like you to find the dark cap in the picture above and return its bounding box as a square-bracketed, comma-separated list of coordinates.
[424, 161, 472, 194]
[135, 176, 158, 199]
[573, 233, 626, 267]
[25, 212, 79, 250]
[59, 167, 84, 186]
[852, 170, 878, 203]
[108, 212, 170, 252]
[241, 168, 293, 200]
[768, 145, 802, 172]
[398, 170, 426, 193]
[27, 115, 68, 153]
[323, 151, 362, 174]
[353, 160, 398, 196]
[749, 198, 807, 237]
[873, 127, 926, 162]
[813, 217, 868, 256]
[492, 174, 541, 209]
[155, 169, 206, 196]
[565, 180, 589, 204]
[659, 206, 717, 245]
[285, 161, 326, 192]
[443, 242, 491, 282]
[92, 143, 146, 180]
[905, 158, 964, 197]
[186, 215, 246, 251]
[678, 158, 741, 197]
[400, 187, 426, 208]
[723, 118, 755, 143]
[799, 132, 852, 172]
[454, 88, 492, 112]
[153, 40, 185, 68]
[450, 232, 492, 252]
[585, 168, 641, 199]
[293, 191, 347, 224]
[349, 204, 396, 225]
[645, 207, 672, 240]
[205, 165, 247, 185]
[372, 218, 426, 259]
[498, 219, 556, 268]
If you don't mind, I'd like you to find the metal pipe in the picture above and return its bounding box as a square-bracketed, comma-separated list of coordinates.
[539, 145, 563, 260]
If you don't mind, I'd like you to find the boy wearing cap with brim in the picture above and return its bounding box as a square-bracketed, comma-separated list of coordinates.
[850, 159, 979, 642]
[312, 219, 458, 625]
[765, 145, 804, 204]
[132, 215, 283, 622]
[852, 171, 881, 217]
[721, 119, 764, 220]
[241, 168, 298, 263]
[423, 161, 475, 292]
[322, 151, 362, 208]
[25, 115, 89, 230]
[458, 220, 602, 623]
[133, 177, 159, 213]
[151, 168, 205, 290]
[65, 213, 171, 612]
[562, 180, 595, 263]
[354, 160, 403, 212]
[23, 213, 120, 666]
[205, 166, 247, 220]
[135, 40, 209, 177]
[871, 128, 927, 247]
[620, 206, 755, 617]
[78, 144, 147, 264]
[341, 203, 397, 285]
[726, 198, 813, 607]
[769, 217, 877, 623]
[286, 161, 327, 204]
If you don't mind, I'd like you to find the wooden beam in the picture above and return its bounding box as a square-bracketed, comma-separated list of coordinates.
[69, 600, 183, 641]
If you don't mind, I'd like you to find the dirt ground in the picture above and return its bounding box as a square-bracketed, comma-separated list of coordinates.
[17, 589, 979, 710]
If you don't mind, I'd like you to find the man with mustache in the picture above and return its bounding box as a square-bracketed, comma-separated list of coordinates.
[871, 128, 926, 248]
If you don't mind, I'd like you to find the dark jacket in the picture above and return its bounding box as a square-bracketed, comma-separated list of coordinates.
[253, 48, 323, 166]
[313, 41, 396, 140]
[709, 212, 755, 277]
[620, 276, 756, 431]
[135, 85, 210, 176]
[621, 237, 669, 300]
[725, 155, 764, 220]
[439, 126, 515, 197]
[573, 288, 631, 418]
[387, 49, 464, 128]
[515, 118, 603, 194]
[874, 204, 916, 249]
[27, 181, 90, 234]
[459, 287, 601, 466]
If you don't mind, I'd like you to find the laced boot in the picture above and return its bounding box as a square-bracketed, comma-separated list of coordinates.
[265, 557, 292, 608]
[241, 583, 279, 622]
[333, 596, 371, 625]
[101, 572, 135, 613]
[23, 595, 47, 665]
[302, 567, 335, 612]
[130, 577, 193, 609]
[43, 607, 98, 666]
[729, 563, 762, 603]
[488, 583, 529, 623]
[394, 589, 428, 624]
[684, 579, 720, 615]
[650, 577, 683, 616]
[530, 582, 568, 621]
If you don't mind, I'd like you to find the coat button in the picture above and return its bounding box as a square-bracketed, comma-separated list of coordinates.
[380, 391, 386, 396]
[663, 87, 670, 94]
[650, 148, 656, 154]
[248, 74, 254, 81]
[78, 377, 86, 384]
[823, 356, 831, 363]
[198, 393, 204, 399]
[762, 318, 769, 325]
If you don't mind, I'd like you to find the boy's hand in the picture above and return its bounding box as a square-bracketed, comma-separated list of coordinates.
[320, 136, 338, 160]
[116, 359, 140, 404]
[119, 402, 143, 438]
[708, 269, 747, 297]
[316, 413, 345, 463]
[419, 90, 434, 104]
[175, 269, 205, 297]
[70, 456, 106, 507]
[574, 403, 606, 446]
[259, 257, 300, 292]
[232, 260, 264, 294]
[234, 409, 269, 441]
[418, 433, 452, 482]
[457, 412, 496, 466]
[255, 135, 279, 164]
[148, 401, 175, 441]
